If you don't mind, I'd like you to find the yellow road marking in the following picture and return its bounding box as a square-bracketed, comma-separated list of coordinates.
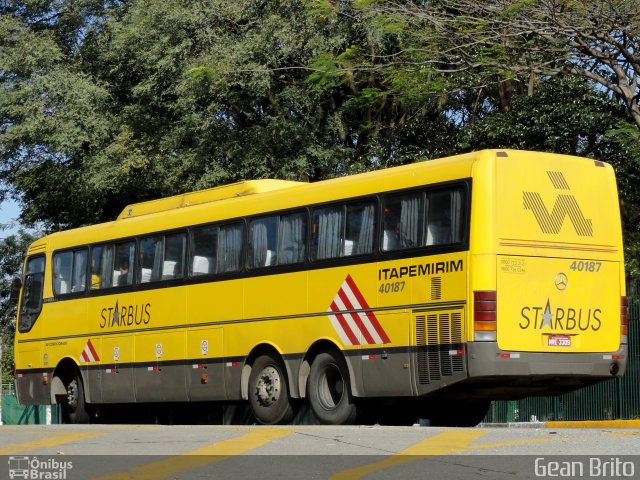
[329, 430, 487, 480]
[0, 431, 103, 455]
[91, 427, 295, 480]
[330, 428, 579, 480]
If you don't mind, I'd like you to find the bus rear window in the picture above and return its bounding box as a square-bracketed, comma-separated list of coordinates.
[18, 255, 45, 332]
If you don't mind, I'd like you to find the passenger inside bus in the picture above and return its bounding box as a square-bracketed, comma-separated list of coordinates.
[116, 260, 129, 286]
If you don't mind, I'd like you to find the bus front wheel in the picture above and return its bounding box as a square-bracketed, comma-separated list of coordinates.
[248, 353, 294, 425]
[307, 351, 358, 425]
[63, 371, 91, 424]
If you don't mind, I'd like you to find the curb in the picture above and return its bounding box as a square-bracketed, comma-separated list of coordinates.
[478, 422, 545, 428]
[479, 420, 640, 429]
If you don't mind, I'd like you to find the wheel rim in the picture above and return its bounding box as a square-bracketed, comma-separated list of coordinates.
[317, 363, 344, 410]
[67, 379, 79, 411]
[255, 365, 282, 407]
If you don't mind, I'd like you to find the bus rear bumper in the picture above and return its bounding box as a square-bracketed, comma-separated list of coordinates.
[460, 342, 628, 399]
[467, 342, 627, 377]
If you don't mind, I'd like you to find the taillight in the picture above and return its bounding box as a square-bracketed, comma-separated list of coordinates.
[621, 296, 628, 341]
[474, 290, 497, 341]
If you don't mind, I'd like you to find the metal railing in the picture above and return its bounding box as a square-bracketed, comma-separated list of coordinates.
[1, 380, 14, 397]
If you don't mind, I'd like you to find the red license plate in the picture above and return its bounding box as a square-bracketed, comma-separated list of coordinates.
[547, 335, 571, 347]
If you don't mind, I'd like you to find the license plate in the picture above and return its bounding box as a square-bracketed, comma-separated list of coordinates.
[547, 335, 571, 347]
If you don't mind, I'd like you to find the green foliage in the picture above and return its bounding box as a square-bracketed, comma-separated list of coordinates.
[463, 77, 626, 154]
[305, 0, 338, 20]
[369, 11, 406, 36]
[306, 53, 341, 89]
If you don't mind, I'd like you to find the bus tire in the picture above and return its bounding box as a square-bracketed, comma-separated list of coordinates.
[64, 371, 91, 424]
[248, 353, 294, 425]
[307, 351, 358, 425]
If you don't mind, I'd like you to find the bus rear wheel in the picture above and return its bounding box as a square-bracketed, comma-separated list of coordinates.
[63, 371, 91, 424]
[248, 353, 294, 425]
[307, 351, 358, 425]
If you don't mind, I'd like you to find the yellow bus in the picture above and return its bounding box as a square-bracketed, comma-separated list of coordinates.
[13, 149, 627, 426]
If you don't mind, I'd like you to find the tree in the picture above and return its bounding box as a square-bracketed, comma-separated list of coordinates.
[0, 1, 388, 227]
[0, 1, 118, 228]
[352, 0, 640, 129]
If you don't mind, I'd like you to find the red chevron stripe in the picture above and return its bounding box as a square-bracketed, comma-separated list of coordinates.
[337, 288, 375, 344]
[344, 274, 391, 344]
[330, 301, 360, 345]
[86, 339, 99, 361]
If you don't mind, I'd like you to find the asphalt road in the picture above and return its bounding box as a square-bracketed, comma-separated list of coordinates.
[1, 424, 639, 479]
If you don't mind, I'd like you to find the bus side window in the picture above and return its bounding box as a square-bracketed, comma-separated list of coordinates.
[18, 255, 45, 332]
[163, 232, 186, 280]
[72, 249, 87, 292]
[345, 201, 376, 256]
[53, 251, 72, 295]
[140, 236, 163, 283]
[248, 216, 278, 269]
[90, 244, 115, 289]
[278, 212, 307, 265]
[217, 222, 244, 273]
[312, 205, 344, 260]
[382, 192, 424, 251]
[53, 249, 88, 295]
[114, 241, 135, 286]
[426, 188, 465, 246]
[90, 246, 103, 289]
[191, 225, 218, 276]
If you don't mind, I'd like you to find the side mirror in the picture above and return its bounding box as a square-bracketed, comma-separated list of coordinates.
[9, 276, 22, 305]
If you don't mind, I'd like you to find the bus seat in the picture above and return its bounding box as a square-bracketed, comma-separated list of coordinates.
[427, 224, 449, 246]
[162, 260, 177, 279]
[344, 240, 354, 256]
[426, 225, 434, 246]
[192, 255, 213, 275]
[141, 268, 152, 283]
[383, 230, 397, 250]
[264, 250, 275, 266]
[56, 278, 69, 294]
[112, 270, 121, 286]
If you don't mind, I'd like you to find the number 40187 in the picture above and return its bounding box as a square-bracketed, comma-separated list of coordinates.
[379, 281, 405, 294]
[570, 261, 601, 272]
